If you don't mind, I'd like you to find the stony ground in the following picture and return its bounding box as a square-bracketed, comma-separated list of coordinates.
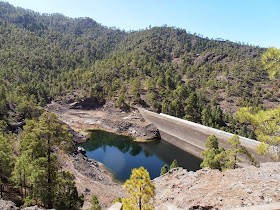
[0, 199, 18, 210]
[3, 161, 280, 209]
[47, 100, 159, 142]
[58, 152, 125, 209]
[0, 199, 42, 210]
[153, 162, 280, 209]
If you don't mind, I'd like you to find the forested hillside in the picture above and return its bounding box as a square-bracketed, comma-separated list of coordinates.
[1, 2, 280, 208]
[0, 1, 279, 136]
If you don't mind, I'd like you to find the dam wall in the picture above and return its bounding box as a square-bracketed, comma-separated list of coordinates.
[138, 108, 268, 163]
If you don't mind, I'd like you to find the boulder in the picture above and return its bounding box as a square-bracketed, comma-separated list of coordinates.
[0, 199, 17, 210]
[69, 97, 105, 110]
[77, 146, 86, 155]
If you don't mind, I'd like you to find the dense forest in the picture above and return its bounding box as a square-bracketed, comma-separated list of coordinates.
[0, 2, 280, 208]
[1, 2, 278, 134]
[0, 2, 278, 137]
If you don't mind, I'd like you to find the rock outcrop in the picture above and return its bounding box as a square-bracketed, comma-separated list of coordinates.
[153, 162, 280, 209]
[69, 152, 113, 184]
[47, 101, 160, 141]
[101, 118, 160, 140]
[0, 199, 17, 210]
[194, 52, 228, 65]
[59, 149, 125, 210]
[68, 97, 105, 110]
[0, 199, 43, 210]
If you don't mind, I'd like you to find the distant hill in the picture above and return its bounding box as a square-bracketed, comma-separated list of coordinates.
[0, 1, 278, 136]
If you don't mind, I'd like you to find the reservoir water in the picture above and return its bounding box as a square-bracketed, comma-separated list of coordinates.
[78, 130, 202, 182]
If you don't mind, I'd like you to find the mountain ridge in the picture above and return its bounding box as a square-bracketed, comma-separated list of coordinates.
[0, 1, 278, 137]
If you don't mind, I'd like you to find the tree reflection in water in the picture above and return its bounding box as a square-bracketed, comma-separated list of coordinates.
[79, 129, 201, 181]
[82, 130, 152, 156]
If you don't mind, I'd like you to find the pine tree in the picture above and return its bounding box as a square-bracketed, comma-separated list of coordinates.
[38, 98, 46, 107]
[161, 99, 169, 114]
[55, 171, 84, 210]
[170, 99, 183, 118]
[89, 195, 101, 210]
[0, 134, 14, 197]
[201, 105, 212, 127]
[12, 154, 32, 199]
[223, 135, 256, 169]
[201, 134, 257, 171]
[116, 93, 126, 108]
[18, 112, 75, 208]
[238, 125, 248, 138]
[200, 135, 224, 171]
[160, 164, 169, 176]
[123, 167, 155, 210]
[262, 47, 280, 80]
[184, 92, 200, 122]
[236, 106, 280, 160]
[170, 159, 178, 169]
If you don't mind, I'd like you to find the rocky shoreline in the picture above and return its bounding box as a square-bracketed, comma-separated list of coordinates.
[47, 98, 160, 143]
[58, 150, 125, 209]
[46, 98, 161, 209]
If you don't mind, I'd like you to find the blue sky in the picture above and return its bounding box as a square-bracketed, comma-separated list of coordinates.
[4, 0, 280, 48]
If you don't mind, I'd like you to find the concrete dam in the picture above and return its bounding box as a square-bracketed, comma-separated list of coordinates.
[138, 108, 269, 163]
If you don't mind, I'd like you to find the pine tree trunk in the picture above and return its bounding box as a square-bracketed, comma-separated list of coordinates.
[23, 171, 26, 199]
[20, 171, 23, 198]
[47, 137, 52, 209]
[234, 145, 237, 169]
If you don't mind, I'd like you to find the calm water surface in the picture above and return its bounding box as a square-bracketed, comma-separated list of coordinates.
[78, 130, 202, 182]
